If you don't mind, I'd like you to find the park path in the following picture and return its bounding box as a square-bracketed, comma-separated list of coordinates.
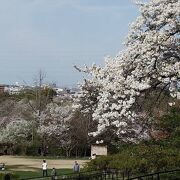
[0, 156, 89, 171]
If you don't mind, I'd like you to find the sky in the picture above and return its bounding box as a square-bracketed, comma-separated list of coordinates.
[0, 0, 139, 87]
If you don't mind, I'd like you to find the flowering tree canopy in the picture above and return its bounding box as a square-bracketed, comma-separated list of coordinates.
[0, 118, 32, 144]
[38, 102, 73, 145]
[75, 0, 180, 141]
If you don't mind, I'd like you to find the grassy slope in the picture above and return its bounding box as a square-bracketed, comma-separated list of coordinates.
[6, 167, 72, 179]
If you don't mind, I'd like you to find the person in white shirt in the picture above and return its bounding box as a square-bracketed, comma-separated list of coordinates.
[42, 159, 48, 177]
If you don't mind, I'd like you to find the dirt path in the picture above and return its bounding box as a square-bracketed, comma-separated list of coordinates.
[0, 156, 89, 171]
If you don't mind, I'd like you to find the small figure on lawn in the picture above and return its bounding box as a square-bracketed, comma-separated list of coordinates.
[42, 159, 48, 177]
[51, 167, 57, 180]
[73, 161, 80, 173]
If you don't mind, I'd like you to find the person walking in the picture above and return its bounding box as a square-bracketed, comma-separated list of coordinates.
[42, 159, 48, 177]
[73, 161, 80, 173]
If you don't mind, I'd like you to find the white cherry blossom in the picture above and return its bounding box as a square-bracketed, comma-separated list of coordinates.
[75, 0, 180, 141]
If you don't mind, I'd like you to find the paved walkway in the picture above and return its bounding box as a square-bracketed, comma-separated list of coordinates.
[0, 156, 89, 171]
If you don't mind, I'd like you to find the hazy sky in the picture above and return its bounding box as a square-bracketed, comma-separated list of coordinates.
[0, 0, 139, 87]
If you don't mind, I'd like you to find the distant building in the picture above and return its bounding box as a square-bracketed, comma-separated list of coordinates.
[4, 85, 24, 95]
[91, 144, 107, 157]
[0, 85, 5, 94]
[54, 87, 64, 95]
[53, 87, 77, 97]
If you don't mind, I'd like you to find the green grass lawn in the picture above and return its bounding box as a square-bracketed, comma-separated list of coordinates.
[0, 156, 89, 179]
[5, 167, 72, 179]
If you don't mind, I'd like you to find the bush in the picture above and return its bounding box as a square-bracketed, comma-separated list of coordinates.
[12, 145, 27, 155]
[26, 145, 39, 156]
[0, 172, 19, 180]
[158, 107, 180, 148]
[84, 144, 180, 176]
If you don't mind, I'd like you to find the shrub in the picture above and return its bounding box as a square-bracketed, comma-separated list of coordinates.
[13, 144, 27, 155]
[0, 172, 19, 180]
[26, 145, 39, 156]
[84, 144, 180, 176]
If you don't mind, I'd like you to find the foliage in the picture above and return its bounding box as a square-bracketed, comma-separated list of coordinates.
[75, 0, 180, 141]
[84, 144, 180, 175]
[0, 172, 19, 180]
[0, 92, 91, 156]
[156, 107, 180, 147]
[159, 107, 180, 134]
[0, 118, 32, 144]
[37, 102, 73, 156]
[0, 93, 10, 103]
[0, 0, 179, 160]
[25, 144, 40, 156]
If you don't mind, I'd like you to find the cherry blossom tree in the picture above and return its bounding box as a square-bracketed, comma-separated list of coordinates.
[75, 0, 180, 141]
[37, 102, 74, 156]
[0, 118, 32, 144]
